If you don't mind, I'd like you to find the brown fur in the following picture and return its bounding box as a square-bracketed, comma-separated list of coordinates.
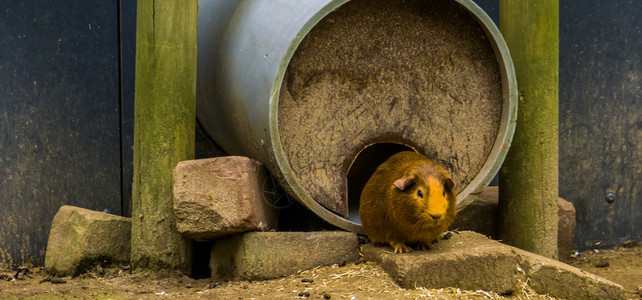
[359, 151, 457, 253]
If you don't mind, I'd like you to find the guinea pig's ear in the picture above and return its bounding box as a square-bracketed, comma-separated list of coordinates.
[444, 177, 456, 191]
[393, 176, 414, 191]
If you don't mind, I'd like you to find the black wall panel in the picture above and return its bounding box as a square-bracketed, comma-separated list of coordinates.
[558, 0, 640, 250]
[119, 0, 136, 218]
[0, 1, 122, 266]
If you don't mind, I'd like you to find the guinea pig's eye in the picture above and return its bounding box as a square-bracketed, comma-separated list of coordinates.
[416, 189, 423, 198]
[442, 189, 446, 197]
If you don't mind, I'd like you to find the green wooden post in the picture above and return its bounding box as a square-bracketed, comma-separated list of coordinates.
[132, 0, 197, 272]
[498, 0, 560, 259]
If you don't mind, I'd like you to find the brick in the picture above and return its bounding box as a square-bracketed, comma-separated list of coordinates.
[210, 231, 360, 281]
[364, 231, 624, 300]
[173, 156, 278, 240]
[45, 206, 131, 276]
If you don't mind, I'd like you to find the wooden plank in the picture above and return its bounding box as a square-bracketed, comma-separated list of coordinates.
[498, 0, 560, 258]
[131, 0, 197, 272]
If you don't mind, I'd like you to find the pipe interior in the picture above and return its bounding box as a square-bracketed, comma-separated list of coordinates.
[346, 143, 414, 224]
[278, 0, 503, 217]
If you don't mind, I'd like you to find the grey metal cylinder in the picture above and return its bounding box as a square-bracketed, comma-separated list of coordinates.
[196, 0, 517, 233]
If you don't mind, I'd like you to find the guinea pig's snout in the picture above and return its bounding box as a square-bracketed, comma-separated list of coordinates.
[429, 213, 443, 220]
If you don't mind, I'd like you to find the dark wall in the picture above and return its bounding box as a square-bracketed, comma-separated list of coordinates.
[474, 0, 641, 250]
[558, 0, 640, 250]
[119, 0, 137, 218]
[0, 1, 127, 266]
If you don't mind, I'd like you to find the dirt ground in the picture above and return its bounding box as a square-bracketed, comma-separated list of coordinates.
[566, 244, 642, 299]
[0, 245, 640, 299]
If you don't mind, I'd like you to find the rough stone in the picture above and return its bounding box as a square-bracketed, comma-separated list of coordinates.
[622, 240, 641, 248]
[451, 187, 499, 238]
[557, 197, 577, 261]
[173, 156, 278, 240]
[363, 231, 518, 294]
[363, 231, 625, 300]
[452, 186, 576, 261]
[210, 231, 360, 281]
[45, 205, 131, 276]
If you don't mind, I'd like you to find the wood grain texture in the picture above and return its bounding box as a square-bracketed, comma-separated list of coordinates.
[498, 0, 560, 258]
[132, 0, 197, 272]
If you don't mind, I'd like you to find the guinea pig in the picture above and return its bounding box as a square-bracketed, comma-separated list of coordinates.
[359, 151, 457, 253]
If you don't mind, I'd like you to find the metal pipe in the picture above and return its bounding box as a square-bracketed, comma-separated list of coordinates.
[196, 0, 517, 233]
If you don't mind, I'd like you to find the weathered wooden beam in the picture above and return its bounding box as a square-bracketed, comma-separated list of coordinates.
[132, 0, 197, 272]
[498, 0, 560, 259]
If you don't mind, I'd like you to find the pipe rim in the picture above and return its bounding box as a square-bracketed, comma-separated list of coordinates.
[269, 0, 362, 232]
[453, 0, 518, 210]
[269, 0, 517, 232]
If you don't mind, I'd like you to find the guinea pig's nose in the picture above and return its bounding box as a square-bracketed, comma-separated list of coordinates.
[429, 213, 442, 220]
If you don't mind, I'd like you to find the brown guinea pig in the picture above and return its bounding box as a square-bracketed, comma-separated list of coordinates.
[359, 151, 457, 253]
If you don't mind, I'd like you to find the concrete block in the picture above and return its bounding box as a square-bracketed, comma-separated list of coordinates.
[363, 231, 624, 300]
[363, 231, 518, 294]
[173, 156, 278, 240]
[210, 231, 360, 281]
[516, 247, 623, 300]
[45, 206, 131, 276]
[452, 186, 576, 261]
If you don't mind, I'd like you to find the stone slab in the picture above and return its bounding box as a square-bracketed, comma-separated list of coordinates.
[173, 156, 278, 240]
[45, 205, 131, 276]
[453, 186, 577, 261]
[210, 231, 360, 281]
[363, 231, 625, 300]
